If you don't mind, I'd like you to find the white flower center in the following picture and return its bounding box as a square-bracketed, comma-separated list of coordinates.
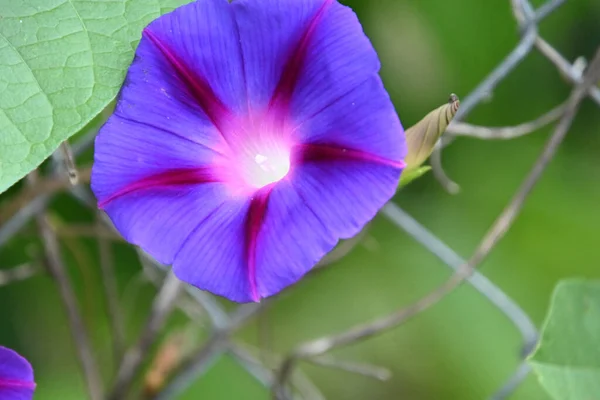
[247, 152, 290, 188]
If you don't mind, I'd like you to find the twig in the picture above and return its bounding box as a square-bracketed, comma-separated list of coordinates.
[535, 38, 600, 105]
[138, 254, 207, 324]
[381, 203, 538, 354]
[430, 142, 460, 194]
[137, 249, 229, 329]
[31, 175, 104, 400]
[58, 141, 79, 185]
[0, 264, 38, 286]
[272, 47, 600, 400]
[137, 251, 297, 399]
[447, 102, 566, 139]
[530, 0, 565, 24]
[431, 0, 544, 190]
[469, 46, 600, 267]
[57, 220, 101, 331]
[230, 343, 326, 400]
[308, 356, 391, 381]
[511, 0, 600, 105]
[489, 362, 532, 400]
[109, 271, 183, 400]
[229, 343, 274, 388]
[0, 195, 48, 247]
[152, 303, 266, 400]
[152, 335, 228, 400]
[0, 126, 95, 248]
[0, 167, 92, 227]
[454, 26, 538, 121]
[98, 217, 126, 367]
[71, 127, 102, 158]
[430, 12, 538, 191]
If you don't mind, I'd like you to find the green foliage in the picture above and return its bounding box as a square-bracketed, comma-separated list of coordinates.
[0, 0, 191, 193]
[529, 279, 600, 400]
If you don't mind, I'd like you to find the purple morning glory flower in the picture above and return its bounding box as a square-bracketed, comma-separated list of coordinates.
[92, 0, 406, 302]
[0, 346, 36, 400]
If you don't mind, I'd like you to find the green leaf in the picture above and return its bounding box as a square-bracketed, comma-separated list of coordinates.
[529, 279, 600, 400]
[398, 166, 432, 188]
[0, 0, 192, 193]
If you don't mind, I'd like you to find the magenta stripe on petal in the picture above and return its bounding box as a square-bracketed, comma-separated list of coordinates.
[98, 168, 220, 209]
[0, 378, 36, 390]
[244, 186, 274, 302]
[268, 0, 333, 112]
[143, 28, 234, 136]
[293, 143, 406, 169]
[0, 346, 36, 400]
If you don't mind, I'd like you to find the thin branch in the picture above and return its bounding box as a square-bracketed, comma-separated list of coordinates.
[58, 141, 79, 185]
[430, 142, 460, 194]
[0, 167, 92, 227]
[468, 47, 600, 266]
[31, 175, 104, 400]
[137, 253, 207, 324]
[535, 38, 600, 105]
[454, 26, 538, 121]
[446, 102, 566, 139]
[98, 217, 126, 367]
[137, 249, 229, 330]
[152, 303, 266, 400]
[229, 343, 274, 388]
[152, 334, 228, 400]
[381, 203, 538, 354]
[430, 12, 538, 191]
[137, 253, 294, 399]
[0, 264, 38, 286]
[308, 356, 391, 382]
[531, 0, 566, 24]
[272, 47, 600, 400]
[489, 362, 532, 400]
[230, 343, 326, 400]
[109, 271, 183, 400]
[71, 127, 102, 158]
[511, 0, 600, 105]
[0, 126, 96, 247]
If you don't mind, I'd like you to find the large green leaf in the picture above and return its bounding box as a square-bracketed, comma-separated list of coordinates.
[529, 279, 600, 400]
[0, 0, 191, 193]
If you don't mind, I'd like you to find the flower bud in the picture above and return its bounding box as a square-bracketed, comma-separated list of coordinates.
[404, 94, 459, 170]
[399, 94, 460, 187]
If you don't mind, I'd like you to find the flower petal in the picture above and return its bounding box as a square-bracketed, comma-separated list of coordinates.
[287, 2, 405, 163]
[231, 0, 404, 162]
[0, 346, 35, 400]
[172, 198, 255, 303]
[231, 0, 331, 111]
[286, 1, 382, 120]
[112, 0, 249, 153]
[142, 0, 249, 134]
[293, 161, 401, 237]
[253, 159, 401, 298]
[92, 115, 223, 203]
[253, 180, 338, 298]
[92, 113, 230, 265]
[295, 77, 406, 163]
[100, 183, 229, 266]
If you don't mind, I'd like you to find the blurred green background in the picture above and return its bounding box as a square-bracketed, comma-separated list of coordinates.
[1, 0, 599, 399]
